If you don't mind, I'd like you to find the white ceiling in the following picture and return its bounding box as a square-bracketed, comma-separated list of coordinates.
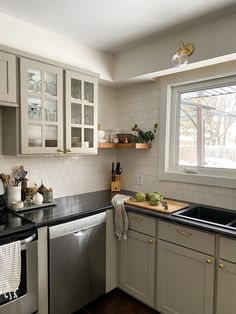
[0, 0, 236, 54]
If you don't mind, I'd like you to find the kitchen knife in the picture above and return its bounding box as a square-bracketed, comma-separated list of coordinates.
[111, 162, 116, 181]
[115, 162, 122, 175]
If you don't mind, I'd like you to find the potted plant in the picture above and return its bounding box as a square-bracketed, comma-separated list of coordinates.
[132, 123, 158, 148]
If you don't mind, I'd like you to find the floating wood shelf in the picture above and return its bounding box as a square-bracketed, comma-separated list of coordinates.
[98, 143, 151, 149]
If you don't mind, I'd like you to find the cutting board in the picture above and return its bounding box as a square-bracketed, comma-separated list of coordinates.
[124, 198, 189, 214]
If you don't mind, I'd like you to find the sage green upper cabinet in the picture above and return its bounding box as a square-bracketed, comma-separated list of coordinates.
[0, 51, 16, 105]
[20, 58, 63, 154]
[65, 71, 98, 154]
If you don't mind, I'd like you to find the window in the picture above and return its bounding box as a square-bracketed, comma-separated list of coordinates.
[159, 75, 236, 188]
[179, 84, 236, 169]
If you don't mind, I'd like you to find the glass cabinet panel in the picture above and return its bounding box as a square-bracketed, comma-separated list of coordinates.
[65, 70, 97, 153]
[71, 128, 82, 147]
[45, 125, 57, 147]
[45, 72, 57, 96]
[45, 99, 57, 122]
[28, 124, 42, 147]
[71, 78, 81, 100]
[28, 96, 42, 120]
[21, 58, 63, 154]
[84, 105, 94, 125]
[84, 128, 94, 147]
[71, 103, 82, 124]
[27, 69, 42, 93]
[84, 81, 94, 103]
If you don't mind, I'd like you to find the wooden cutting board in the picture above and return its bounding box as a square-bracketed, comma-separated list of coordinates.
[124, 198, 189, 214]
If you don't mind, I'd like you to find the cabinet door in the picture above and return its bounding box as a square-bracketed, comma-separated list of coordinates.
[0, 51, 16, 103]
[157, 240, 214, 314]
[216, 259, 236, 314]
[120, 229, 155, 307]
[20, 58, 63, 154]
[65, 71, 98, 154]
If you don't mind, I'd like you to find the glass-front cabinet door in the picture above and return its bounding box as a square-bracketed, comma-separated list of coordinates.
[20, 58, 63, 154]
[65, 71, 98, 154]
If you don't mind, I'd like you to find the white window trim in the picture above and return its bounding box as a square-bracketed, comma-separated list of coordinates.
[159, 73, 236, 189]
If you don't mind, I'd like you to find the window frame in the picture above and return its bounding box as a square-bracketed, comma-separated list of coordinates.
[159, 74, 236, 189]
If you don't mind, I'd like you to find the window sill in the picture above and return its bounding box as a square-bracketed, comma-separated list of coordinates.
[159, 171, 236, 189]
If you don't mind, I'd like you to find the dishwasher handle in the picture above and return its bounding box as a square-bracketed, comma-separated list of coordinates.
[49, 212, 106, 239]
[73, 229, 87, 237]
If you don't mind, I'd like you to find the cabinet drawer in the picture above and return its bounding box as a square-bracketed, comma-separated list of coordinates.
[159, 221, 215, 255]
[219, 237, 236, 263]
[128, 212, 156, 237]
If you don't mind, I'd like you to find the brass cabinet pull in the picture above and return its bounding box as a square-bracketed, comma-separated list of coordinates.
[219, 263, 225, 269]
[131, 216, 143, 222]
[206, 259, 212, 264]
[57, 149, 63, 153]
[176, 229, 192, 236]
[149, 239, 153, 244]
[66, 149, 72, 153]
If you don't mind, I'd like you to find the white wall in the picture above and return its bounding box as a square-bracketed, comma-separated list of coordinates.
[0, 85, 117, 198]
[1, 12, 236, 84]
[0, 13, 113, 82]
[114, 14, 236, 82]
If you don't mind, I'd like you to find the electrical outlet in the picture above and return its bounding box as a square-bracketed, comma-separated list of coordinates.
[134, 175, 143, 185]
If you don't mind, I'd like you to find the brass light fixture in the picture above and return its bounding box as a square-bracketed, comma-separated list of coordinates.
[172, 41, 194, 67]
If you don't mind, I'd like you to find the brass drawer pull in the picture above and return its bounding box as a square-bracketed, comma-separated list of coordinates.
[206, 259, 212, 264]
[149, 239, 154, 244]
[176, 229, 192, 236]
[57, 149, 63, 153]
[219, 263, 225, 269]
[131, 216, 143, 222]
[66, 149, 72, 153]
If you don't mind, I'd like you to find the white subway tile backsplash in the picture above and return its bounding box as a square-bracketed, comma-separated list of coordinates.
[0, 81, 235, 209]
[116, 81, 236, 210]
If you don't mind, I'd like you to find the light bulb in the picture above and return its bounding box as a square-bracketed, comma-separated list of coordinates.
[172, 50, 189, 67]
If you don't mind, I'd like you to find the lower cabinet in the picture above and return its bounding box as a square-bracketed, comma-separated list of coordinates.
[216, 259, 236, 314]
[157, 240, 214, 314]
[119, 229, 155, 307]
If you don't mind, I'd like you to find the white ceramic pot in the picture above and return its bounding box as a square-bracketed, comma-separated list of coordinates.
[7, 186, 21, 207]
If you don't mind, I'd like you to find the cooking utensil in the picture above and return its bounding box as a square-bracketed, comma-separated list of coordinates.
[0, 173, 10, 187]
[14, 165, 28, 186]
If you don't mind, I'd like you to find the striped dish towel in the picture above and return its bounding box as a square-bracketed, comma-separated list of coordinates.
[0, 241, 21, 298]
[111, 194, 130, 240]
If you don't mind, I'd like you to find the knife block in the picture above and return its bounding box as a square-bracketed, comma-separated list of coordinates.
[111, 175, 121, 192]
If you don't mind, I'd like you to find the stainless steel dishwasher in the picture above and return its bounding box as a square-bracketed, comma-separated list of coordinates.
[49, 212, 106, 314]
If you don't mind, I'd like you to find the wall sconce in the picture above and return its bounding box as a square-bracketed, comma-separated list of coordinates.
[172, 41, 194, 67]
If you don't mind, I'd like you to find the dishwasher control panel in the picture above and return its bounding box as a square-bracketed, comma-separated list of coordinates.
[49, 212, 106, 239]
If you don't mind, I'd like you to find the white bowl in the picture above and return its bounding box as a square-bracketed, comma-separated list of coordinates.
[97, 130, 105, 139]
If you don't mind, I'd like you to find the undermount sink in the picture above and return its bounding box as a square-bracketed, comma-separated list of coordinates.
[173, 205, 236, 228]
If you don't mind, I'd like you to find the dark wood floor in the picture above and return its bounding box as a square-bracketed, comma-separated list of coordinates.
[75, 289, 159, 314]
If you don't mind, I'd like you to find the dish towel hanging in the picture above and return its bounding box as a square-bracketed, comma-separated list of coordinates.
[0, 241, 21, 299]
[111, 194, 130, 240]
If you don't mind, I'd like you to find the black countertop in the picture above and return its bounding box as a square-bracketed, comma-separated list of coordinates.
[0, 210, 36, 243]
[12, 189, 236, 239]
[17, 190, 115, 227]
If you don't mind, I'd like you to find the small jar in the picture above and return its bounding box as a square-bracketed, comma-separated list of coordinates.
[42, 190, 53, 203]
[113, 136, 119, 144]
